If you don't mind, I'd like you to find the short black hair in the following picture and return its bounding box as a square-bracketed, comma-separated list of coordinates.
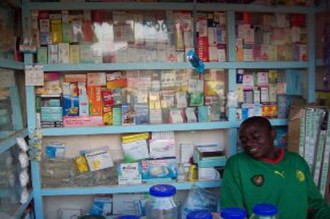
[239, 116, 273, 130]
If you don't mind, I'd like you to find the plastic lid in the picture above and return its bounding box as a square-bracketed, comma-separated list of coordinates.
[117, 216, 140, 219]
[253, 204, 278, 216]
[221, 208, 247, 219]
[187, 210, 212, 219]
[149, 184, 176, 197]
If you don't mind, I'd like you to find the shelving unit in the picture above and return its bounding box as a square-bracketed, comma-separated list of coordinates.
[0, 3, 31, 218]
[0, 58, 31, 218]
[20, 1, 325, 218]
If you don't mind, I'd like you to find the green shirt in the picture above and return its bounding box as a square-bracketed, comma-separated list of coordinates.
[221, 148, 330, 219]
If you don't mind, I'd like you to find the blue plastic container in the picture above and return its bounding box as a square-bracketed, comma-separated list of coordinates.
[117, 215, 140, 219]
[186, 210, 212, 219]
[220, 207, 247, 219]
[149, 184, 176, 197]
[250, 204, 278, 219]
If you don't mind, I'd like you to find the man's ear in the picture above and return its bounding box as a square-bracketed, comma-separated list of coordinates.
[271, 128, 276, 139]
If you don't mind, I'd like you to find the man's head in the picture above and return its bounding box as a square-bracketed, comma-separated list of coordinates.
[238, 116, 277, 159]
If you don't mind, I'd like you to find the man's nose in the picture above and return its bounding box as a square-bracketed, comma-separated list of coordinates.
[244, 139, 254, 147]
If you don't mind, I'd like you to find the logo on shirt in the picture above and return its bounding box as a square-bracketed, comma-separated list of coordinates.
[274, 170, 285, 178]
[251, 174, 264, 186]
[296, 170, 305, 182]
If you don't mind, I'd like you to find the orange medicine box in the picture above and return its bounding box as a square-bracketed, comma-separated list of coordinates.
[88, 85, 103, 116]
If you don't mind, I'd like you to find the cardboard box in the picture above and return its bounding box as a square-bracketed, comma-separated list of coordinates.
[193, 144, 227, 168]
[85, 149, 114, 171]
[287, 105, 305, 153]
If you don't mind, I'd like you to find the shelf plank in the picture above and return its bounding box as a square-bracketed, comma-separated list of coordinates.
[41, 119, 287, 136]
[0, 129, 28, 154]
[24, 2, 194, 11]
[269, 119, 288, 126]
[235, 118, 288, 127]
[196, 3, 313, 13]
[40, 180, 221, 196]
[0, 131, 15, 139]
[315, 3, 329, 12]
[42, 62, 192, 72]
[41, 121, 234, 136]
[0, 58, 24, 70]
[24, 2, 313, 14]
[207, 61, 309, 69]
[40, 62, 309, 72]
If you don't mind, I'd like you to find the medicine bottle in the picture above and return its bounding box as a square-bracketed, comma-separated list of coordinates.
[249, 204, 279, 219]
[177, 163, 185, 182]
[145, 184, 180, 219]
[186, 210, 212, 219]
[188, 164, 198, 182]
[221, 207, 247, 219]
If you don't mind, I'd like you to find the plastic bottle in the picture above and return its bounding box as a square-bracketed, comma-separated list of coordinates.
[187, 164, 198, 182]
[249, 204, 279, 219]
[187, 50, 205, 74]
[177, 163, 185, 182]
[221, 207, 247, 219]
[145, 184, 180, 219]
[186, 210, 212, 219]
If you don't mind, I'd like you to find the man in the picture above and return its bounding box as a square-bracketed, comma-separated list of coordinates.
[220, 116, 330, 218]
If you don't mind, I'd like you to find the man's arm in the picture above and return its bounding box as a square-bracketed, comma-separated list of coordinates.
[220, 158, 245, 209]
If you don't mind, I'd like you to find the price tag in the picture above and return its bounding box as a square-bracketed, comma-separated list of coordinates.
[25, 65, 44, 86]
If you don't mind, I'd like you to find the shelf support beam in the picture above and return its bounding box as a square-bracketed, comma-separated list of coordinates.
[307, 12, 316, 103]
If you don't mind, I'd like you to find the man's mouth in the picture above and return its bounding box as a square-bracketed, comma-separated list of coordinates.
[249, 147, 258, 153]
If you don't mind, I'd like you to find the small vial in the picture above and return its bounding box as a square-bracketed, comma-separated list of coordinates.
[177, 163, 185, 182]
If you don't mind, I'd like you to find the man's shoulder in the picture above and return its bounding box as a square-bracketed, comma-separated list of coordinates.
[227, 152, 250, 162]
[284, 150, 308, 164]
[284, 150, 304, 159]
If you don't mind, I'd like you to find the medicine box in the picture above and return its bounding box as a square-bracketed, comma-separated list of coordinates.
[117, 162, 142, 185]
[141, 157, 177, 183]
[193, 144, 227, 168]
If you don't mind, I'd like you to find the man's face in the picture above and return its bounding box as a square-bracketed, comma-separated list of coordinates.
[238, 122, 276, 159]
